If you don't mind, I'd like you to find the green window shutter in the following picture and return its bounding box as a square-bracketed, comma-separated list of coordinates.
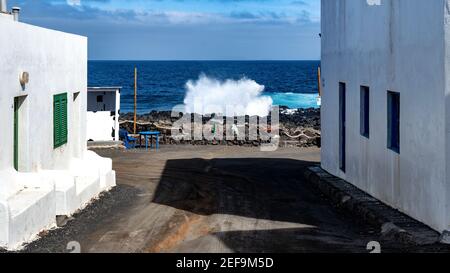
[54, 93, 68, 148]
[54, 97, 61, 148]
[61, 94, 68, 144]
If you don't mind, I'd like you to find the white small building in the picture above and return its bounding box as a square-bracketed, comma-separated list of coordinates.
[321, 0, 450, 233]
[87, 87, 121, 142]
[0, 2, 115, 249]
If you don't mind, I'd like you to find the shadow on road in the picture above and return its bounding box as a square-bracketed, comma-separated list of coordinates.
[152, 157, 378, 253]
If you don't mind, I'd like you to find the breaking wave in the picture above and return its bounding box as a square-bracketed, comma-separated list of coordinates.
[183, 75, 273, 117]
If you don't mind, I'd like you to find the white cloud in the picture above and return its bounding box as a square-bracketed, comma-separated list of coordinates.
[66, 0, 81, 6]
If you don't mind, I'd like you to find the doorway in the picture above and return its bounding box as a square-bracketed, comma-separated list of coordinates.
[13, 96, 27, 171]
[14, 97, 19, 171]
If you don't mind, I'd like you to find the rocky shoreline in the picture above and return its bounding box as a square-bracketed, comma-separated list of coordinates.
[120, 107, 321, 148]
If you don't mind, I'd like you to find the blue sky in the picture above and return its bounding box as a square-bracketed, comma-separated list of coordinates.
[8, 0, 320, 60]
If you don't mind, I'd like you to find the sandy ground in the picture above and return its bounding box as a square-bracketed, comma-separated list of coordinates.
[14, 145, 450, 253]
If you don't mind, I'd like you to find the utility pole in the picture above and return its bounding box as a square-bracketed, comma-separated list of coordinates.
[134, 67, 137, 134]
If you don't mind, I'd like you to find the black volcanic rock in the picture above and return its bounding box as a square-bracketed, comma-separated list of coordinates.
[119, 108, 321, 148]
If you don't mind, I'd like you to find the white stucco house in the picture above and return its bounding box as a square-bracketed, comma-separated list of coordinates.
[321, 0, 450, 233]
[0, 3, 115, 249]
[87, 87, 121, 142]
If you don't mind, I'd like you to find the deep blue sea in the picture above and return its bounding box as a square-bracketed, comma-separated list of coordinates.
[88, 61, 320, 114]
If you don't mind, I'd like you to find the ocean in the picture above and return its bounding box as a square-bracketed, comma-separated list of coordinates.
[88, 61, 320, 114]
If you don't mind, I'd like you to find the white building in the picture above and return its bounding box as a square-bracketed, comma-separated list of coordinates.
[321, 0, 450, 233]
[87, 87, 121, 142]
[0, 3, 115, 249]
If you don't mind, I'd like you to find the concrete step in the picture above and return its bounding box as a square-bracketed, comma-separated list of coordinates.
[75, 176, 100, 209]
[100, 170, 116, 191]
[5, 188, 56, 249]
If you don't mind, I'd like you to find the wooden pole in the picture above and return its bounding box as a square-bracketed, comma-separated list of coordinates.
[134, 67, 137, 134]
[317, 66, 322, 97]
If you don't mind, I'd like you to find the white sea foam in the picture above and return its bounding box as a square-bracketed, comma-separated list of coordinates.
[183, 75, 273, 117]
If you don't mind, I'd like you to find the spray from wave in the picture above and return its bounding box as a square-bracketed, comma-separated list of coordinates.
[183, 75, 273, 117]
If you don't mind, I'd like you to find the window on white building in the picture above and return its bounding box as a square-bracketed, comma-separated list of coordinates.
[387, 91, 400, 153]
[360, 86, 370, 138]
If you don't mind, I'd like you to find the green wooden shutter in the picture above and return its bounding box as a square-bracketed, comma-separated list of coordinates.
[61, 94, 68, 144]
[54, 97, 61, 148]
[54, 93, 68, 148]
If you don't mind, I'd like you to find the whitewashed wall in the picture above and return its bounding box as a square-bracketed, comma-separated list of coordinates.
[87, 112, 115, 141]
[87, 90, 120, 141]
[321, 0, 448, 232]
[0, 17, 87, 196]
[0, 14, 117, 249]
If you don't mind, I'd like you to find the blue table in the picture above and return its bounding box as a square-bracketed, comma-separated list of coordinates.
[139, 131, 160, 150]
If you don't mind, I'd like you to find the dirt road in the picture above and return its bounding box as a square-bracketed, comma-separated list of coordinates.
[72, 146, 386, 253]
[20, 145, 440, 253]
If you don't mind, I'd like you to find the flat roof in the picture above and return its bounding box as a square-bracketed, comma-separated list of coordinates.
[88, 87, 122, 93]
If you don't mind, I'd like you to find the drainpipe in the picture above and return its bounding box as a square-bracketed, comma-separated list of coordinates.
[11, 6, 20, 21]
[0, 0, 7, 13]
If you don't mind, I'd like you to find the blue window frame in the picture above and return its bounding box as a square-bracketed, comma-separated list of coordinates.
[339, 82, 346, 172]
[360, 86, 370, 138]
[387, 91, 400, 153]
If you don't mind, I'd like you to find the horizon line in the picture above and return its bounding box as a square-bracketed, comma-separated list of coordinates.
[88, 59, 321, 62]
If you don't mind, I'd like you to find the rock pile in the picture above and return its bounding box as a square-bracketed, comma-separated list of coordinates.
[120, 108, 321, 148]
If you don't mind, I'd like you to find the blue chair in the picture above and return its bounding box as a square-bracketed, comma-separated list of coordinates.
[119, 129, 137, 149]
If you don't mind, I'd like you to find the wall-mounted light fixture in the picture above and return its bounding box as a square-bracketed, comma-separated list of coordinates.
[19, 71, 29, 87]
